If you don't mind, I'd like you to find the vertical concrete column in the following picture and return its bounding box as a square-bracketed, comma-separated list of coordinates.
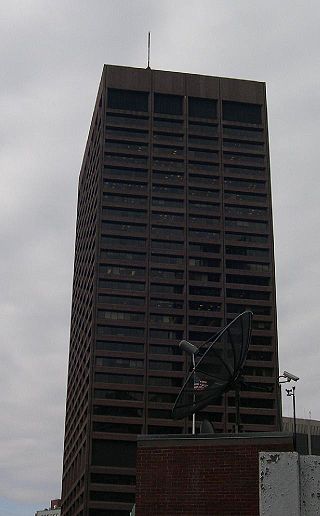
[259, 451, 300, 516]
[300, 455, 320, 516]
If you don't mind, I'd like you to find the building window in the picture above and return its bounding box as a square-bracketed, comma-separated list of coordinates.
[225, 246, 269, 258]
[103, 207, 147, 219]
[148, 376, 183, 387]
[223, 126, 264, 139]
[150, 283, 183, 294]
[100, 264, 145, 278]
[189, 271, 220, 282]
[97, 325, 145, 337]
[94, 372, 144, 384]
[151, 254, 184, 265]
[91, 439, 137, 467]
[154, 93, 183, 115]
[98, 310, 145, 322]
[226, 260, 269, 272]
[227, 303, 271, 316]
[149, 344, 182, 356]
[149, 329, 183, 339]
[150, 298, 184, 309]
[101, 236, 146, 248]
[189, 229, 219, 241]
[226, 289, 270, 301]
[90, 472, 136, 485]
[189, 243, 220, 253]
[99, 279, 145, 291]
[100, 250, 146, 261]
[148, 392, 177, 403]
[96, 341, 144, 352]
[189, 301, 221, 312]
[226, 274, 270, 287]
[222, 101, 262, 124]
[98, 294, 145, 305]
[151, 240, 184, 251]
[93, 405, 143, 417]
[149, 360, 183, 371]
[188, 97, 217, 119]
[92, 421, 142, 434]
[189, 286, 220, 296]
[152, 197, 184, 208]
[149, 314, 183, 324]
[94, 389, 143, 401]
[225, 232, 268, 244]
[151, 269, 184, 280]
[108, 88, 149, 112]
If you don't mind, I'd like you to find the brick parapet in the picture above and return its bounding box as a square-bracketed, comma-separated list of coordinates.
[135, 433, 293, 516]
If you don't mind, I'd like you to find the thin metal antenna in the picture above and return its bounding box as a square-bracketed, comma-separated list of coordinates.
[147, 32, 151, 68]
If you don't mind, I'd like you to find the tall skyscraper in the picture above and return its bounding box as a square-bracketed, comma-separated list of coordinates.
[61, 65, 281, 515]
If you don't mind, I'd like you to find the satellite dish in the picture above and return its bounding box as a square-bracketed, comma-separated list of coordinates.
[172, 311, 252, 425]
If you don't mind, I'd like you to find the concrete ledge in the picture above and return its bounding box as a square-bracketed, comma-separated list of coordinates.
[137, 431, 293, 449]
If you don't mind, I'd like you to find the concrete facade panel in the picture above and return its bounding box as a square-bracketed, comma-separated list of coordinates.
[259, 451, 300, 516]
[300, 455, 320, 516]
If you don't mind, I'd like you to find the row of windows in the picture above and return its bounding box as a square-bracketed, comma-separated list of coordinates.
[105, 138, 264, 155]
[107, 89, 262, 124]
[99, 267, 223, 282]
[103, 191, 267, 207]
[103, 194, 222, 211]
[96, 358, 183, 371]
[100, 240, 268, 259]
[98, 311, 271, 328]
[106, 115, 264, 146]
[95, 341, 184, 355]
[96, 341, 144, 353]
[96, 357, 143, 368]
[96, 296, 222, 311]
[94, 372, 183, 387]
[105, 130, 266, 152]
[107, 113, 219, 136]
[105, 152, 263, 168]
[227, 304, 271, 316]
[226, 260, 269, 272]
[100, 249, 145, 261]
[99, 323, 274, 340]
[103, 170, 265, 194]
[100, 264, 144, 277]
[94, 389, 274, 406]
[98, 310, 145, 322]
[108, 89, 217, 118]
[102, 224, 221, 240]
[102, 227, 268, 246]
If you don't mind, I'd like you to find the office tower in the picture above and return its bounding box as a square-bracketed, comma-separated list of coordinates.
[61, 65, 281, 515]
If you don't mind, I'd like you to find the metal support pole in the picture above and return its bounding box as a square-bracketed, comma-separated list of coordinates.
[287, 386, 297, 451]
[292, 385, 297, 451]
[192, 354, 196, 435]
[235, 383, 240, 434]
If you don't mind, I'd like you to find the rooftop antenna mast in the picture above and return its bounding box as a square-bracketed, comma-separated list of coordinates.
[147, 32, 151, 69]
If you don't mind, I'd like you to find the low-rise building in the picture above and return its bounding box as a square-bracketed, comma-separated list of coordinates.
[283, 416, 320, 455]
[35, 499, 61, 516]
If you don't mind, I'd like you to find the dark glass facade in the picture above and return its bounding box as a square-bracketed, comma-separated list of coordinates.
[61, 65, 281, 515]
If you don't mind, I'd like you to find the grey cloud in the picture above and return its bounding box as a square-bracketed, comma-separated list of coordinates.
[1, 0, 320, 511]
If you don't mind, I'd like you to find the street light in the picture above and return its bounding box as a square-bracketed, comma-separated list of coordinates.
[179, 340, 199, 435]
[279, 370, 299, 451]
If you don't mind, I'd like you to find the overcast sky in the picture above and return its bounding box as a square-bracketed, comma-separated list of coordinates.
[1, 1, 320, 514]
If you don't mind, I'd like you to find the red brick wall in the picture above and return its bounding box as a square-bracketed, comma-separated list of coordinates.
[135, 435, 293, 516]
